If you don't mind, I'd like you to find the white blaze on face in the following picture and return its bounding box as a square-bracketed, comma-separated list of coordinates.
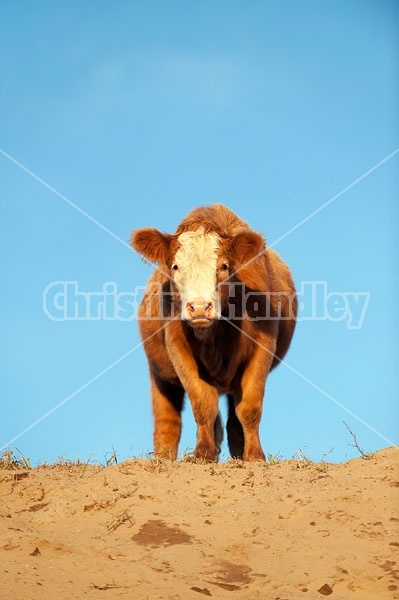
[173, 229, 221, 320]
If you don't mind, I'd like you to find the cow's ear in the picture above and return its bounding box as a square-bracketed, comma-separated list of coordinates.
[131, 228, 172, 264]
[229, 231, 265, 266]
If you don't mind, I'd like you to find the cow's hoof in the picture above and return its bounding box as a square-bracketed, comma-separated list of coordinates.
[194, 444, 218, 463]
[153, 447, 177, 461]
[243, 448, 266, 462]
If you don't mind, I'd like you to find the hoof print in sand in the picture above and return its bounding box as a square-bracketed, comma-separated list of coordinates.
[132, 519, 193, 547]
[206, 560, 252, 592]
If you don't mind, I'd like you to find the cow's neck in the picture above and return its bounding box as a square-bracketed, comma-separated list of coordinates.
[191, 325, 215, 342]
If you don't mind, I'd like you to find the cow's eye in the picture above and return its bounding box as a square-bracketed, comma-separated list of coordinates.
[221, 263, 229, 271]
[171, 263, 179, 271]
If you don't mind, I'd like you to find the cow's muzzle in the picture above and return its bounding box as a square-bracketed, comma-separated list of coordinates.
[184, 299, 217, 328]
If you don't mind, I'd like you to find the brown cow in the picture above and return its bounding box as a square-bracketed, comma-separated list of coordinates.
[131, 204, 297, 462]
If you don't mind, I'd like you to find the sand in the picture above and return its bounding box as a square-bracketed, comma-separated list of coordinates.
[0, 447, 398, 600]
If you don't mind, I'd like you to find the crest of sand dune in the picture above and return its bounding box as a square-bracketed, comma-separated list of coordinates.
[0, 448, 398, 599]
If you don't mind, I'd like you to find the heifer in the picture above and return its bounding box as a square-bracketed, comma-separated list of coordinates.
[131, 204, 296, 462]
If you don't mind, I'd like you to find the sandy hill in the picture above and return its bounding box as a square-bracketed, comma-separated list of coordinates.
[0, 448, 398, 600]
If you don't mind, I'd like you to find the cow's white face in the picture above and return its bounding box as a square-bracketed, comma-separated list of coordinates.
[132, 221, 266, 333]
[171, 229, 222, 326]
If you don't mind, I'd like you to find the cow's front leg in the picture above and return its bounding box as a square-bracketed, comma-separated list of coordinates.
[150, 370, 184, 460]
[165, 325, 219, 462]
[235, 332, 276, 461]
[190, 384, 219, 461]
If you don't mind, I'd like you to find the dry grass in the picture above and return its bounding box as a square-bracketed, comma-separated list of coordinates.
[106, 509, 135, 533]
[343, 420, 374, 459]
[0, 421, 373, 475]
[0, 448, 31, 470]
[38, 455, 104, 479]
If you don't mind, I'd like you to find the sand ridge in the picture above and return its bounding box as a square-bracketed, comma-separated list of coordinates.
[0, 448, 398, 599]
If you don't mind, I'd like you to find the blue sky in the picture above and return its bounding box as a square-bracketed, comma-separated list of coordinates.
[1, 1, 397, 465]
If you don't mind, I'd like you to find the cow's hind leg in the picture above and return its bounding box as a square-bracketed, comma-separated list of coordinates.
[151, 371, 184, 460]
[226, 394, 244, 459]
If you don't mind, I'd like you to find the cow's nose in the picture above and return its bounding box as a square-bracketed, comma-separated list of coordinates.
[186, 299, 214, 319]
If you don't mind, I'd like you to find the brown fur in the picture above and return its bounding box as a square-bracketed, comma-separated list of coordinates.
[131, 204, 297, 461]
